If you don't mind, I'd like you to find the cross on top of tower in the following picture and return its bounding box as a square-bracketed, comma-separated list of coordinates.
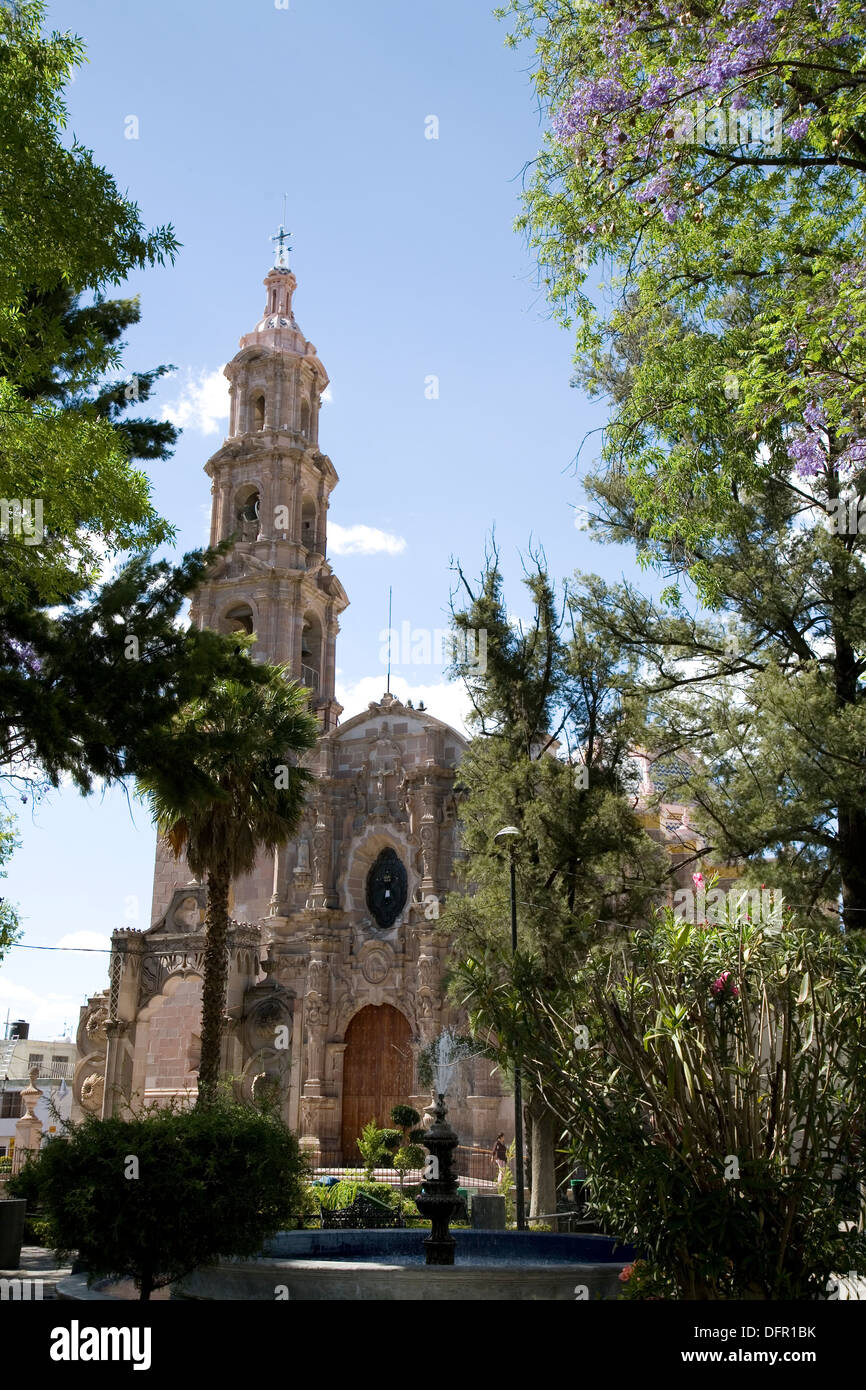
[271, 220, 291, 270]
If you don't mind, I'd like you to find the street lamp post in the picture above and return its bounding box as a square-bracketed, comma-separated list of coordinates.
[494, 825, 527, 1232]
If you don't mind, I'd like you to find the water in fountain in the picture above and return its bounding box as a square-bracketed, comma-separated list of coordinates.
[428, 1027, 480, 1099]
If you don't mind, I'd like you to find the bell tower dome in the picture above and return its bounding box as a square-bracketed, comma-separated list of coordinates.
[190, 233, 348, 732]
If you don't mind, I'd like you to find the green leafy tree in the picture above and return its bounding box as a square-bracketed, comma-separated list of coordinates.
[393, 1143, 426, 1206]
[0, 4, 268, 818]
[444, 547, 668, 1218]
[0, 1, 179, 610]
[0, 813, 21, 963]
[10, 1100, 307, 1300]
[137, 675, 318, 1104]
[1, 547, 273, 801]
[492, 3, 866, 927]
[500, 0, 866, 553]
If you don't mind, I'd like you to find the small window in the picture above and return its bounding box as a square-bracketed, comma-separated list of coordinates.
[27, 1053, 43, 1071]
[1, 1092, 22, 1119]
[252, 394, 265, 431]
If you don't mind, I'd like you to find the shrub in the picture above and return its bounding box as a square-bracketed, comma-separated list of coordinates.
[390, 1104, 420, 1142]
[355, 1118, 391, 1179]
[19, 1097, 307, 1299]
[394, 1143, 426, 1172]
[516, 901, 866, 1298]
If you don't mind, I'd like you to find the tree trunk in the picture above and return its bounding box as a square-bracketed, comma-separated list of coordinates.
[198, 864, 230, 1105]
[138, 1269, 153, 1301]
[528, 1097, 558, 1231]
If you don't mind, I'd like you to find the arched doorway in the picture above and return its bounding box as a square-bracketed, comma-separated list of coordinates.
[340, 1004, 413, 1164]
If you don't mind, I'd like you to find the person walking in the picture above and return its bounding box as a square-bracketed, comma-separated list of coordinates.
[492, 1132, 508, 1179]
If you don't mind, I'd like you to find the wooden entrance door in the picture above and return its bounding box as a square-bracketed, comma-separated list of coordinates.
[340, 1004, 413, 1164]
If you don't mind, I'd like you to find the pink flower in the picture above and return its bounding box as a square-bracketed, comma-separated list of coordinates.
[619, 1264, 634, 1282]
[692, 872, 705, 888]
[711, 971, 739, 999]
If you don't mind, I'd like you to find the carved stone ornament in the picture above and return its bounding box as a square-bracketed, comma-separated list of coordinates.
[361, 948, 390, 985]
[365, 846, 407, 929]
[80, 1074, 105, 1114]
[85, 1005, 110, 1045]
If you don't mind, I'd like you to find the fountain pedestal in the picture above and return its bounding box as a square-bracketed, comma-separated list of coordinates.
[415, 1092, 462, 1266]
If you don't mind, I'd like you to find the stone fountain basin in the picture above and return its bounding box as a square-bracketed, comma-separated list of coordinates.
[176, 1230, 634, 1301]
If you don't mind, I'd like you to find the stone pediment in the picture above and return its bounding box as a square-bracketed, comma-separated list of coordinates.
[145, 886, 207, 938]
[328, 692, 466, 749]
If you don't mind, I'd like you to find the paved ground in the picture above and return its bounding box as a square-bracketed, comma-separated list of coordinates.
[0, 1244, 73, 1300]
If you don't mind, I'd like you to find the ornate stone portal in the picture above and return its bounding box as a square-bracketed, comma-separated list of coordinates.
[72, 247, 512, 1157]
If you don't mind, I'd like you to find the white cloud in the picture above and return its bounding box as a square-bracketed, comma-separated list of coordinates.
[328, 523, 407, 557]
[55, 931, 112, 953]
[163, 366, 229, 436]
[321, 386, 333, 405]
[335, 675, 472, 737]
[0, 978, 83, 1039]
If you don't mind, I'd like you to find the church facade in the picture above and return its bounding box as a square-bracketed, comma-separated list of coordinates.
[70, 249, 740, 1162]
[71, 251, 512, 1161]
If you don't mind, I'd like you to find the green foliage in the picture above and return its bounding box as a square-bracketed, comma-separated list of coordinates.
[18, 1099, 307, 1299]
[0, 812, 21, 961]
[472, 903, 866, 1298]
[617, 1259, 677, 1302]
[355, 1118, 392, 1179]
[497, 1140, 516, 1229]
[136, 672, 318, 1101]
[493, 4, 866, 926]
[393, 1144, 426, 1173]
[500, 0, 866, 554]
[379, 1128, 402, 1154]
[1, 547, 274, 799]
[6, 1152, 43, 1206]
[315, 1179, 399, 1212]
[444, 551, 667, 1136]
[0, 1, 179, 610]
[389, 1104, 420, 1133]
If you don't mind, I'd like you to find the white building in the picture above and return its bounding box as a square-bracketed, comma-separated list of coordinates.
[0, 1026, 75, 1158]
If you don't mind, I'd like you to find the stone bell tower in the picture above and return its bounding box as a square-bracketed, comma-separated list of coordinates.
[150, 233, 350, 925]
[189, 231, 349, 733]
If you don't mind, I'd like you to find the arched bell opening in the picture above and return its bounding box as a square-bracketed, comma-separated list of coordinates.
[224, 603, 255, 637]
[300, 612, 322, 693]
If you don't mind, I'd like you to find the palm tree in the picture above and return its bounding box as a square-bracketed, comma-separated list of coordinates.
[138, 671, 319, 1104]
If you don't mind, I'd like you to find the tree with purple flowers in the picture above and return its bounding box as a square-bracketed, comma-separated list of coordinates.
[500, 0, 866, 543]
[500, 1, 866, 928]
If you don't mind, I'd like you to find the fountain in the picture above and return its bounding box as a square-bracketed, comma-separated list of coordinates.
[59, 1029, 635, 1299]
[414, 1091, 462, 1265]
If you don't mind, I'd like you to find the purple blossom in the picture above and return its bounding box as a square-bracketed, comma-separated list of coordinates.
[786, 116, 811, 140]
[635, 172, 673, 204]
[838, 438, 866, 474]
[788, 432, 827, 478]
[804, 401, 827, 429]
[643, 66, 680, 109]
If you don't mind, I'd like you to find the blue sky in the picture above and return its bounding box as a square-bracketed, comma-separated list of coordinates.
[1, 0, 649, 1039]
